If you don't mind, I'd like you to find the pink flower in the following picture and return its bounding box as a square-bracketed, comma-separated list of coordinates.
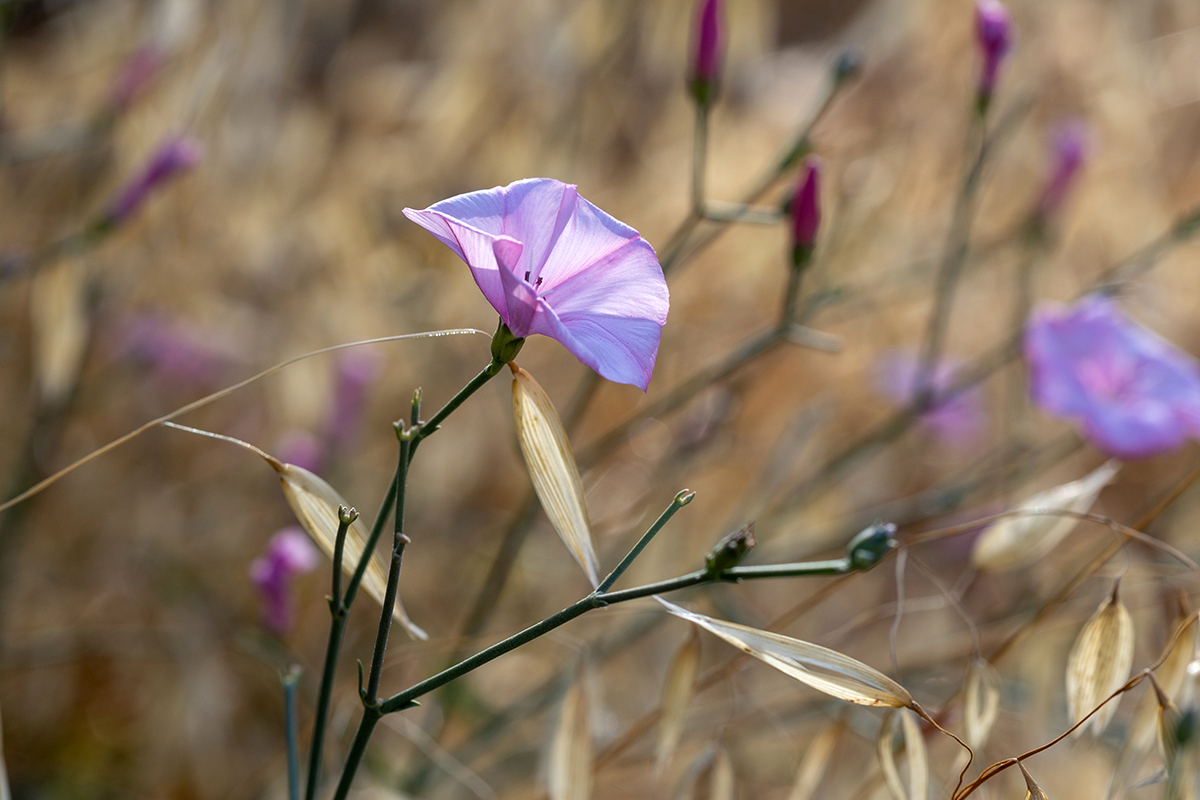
[1025, 296, 1200, 459]
[404, 178, 669, 390]
[325, 350, 382, 445]
[108, 47, 163, 113]
[975, 0, 1012, 105]
[689, 0, 725, 104]
[789, 157, 821, 264]
[115, 313, 228, 387]
[1036, 121, 1088, 223]
[249, 528, 320, 635]
[105, 136, 203, 226]
[876, 351, 985, 447]
[276, 430, 325, 476]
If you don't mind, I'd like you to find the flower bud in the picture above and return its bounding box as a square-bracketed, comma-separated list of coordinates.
[249, 527, 320, 635]
[491, 319, 526, 364]
[846, 522, 896, 570]
[104, 136, 203, 227]
[789, 157, 821, 267]
[688, 0, 725, 107]
[832, 49, 862, 85]
[1035, 120, 1088, 225]
[705, 522, 756, 576]
[974, 0, 1012, 112]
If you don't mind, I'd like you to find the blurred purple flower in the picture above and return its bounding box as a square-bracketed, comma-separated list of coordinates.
[116, 313, 227, 387]
[1025, 296, 1200, 459]
[404, 178, 669, 390]
[108, 47, 163, 113]
[249, 527, 320, 636]
[276, 430, 325, 475]
[789, 157, 821, 264]
[105, 136, 203, 226]
[1036, 120, 1088, 223]
[975, 0, 1012, 105]
[876, 350, 984, 446]
[689, 0, 725, 104]
[324, 350, 382, 445]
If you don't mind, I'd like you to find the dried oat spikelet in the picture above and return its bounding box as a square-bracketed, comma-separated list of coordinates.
[657, 627, 702, 774]
[658, 598, 912, 708]
[1019, 762, 1050, 799]
[549, 674, 592, 800]
[971, 460, 1119, 571]
[511, 364, 600, 586]
[785, 722, 839, 800]
[877, 708, 928, 800]
[1066, 581, 1134, 736]
[1131, 610, 1197, 751]
[31, 258, 88, 406]
[670, 745, 735, 800]
[964, 657, 1002, 751]
[272, 460, 427, 640]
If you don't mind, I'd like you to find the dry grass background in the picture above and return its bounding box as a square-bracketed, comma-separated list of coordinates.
[2, 0, 1200, 797]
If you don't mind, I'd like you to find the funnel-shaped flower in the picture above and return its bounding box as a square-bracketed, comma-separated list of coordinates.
[249, 527, 320, 635]
[404, 178, 669, 390]
[789, 157, 821, 265]
[975, 0, 1012, 106]
[1025, 296, 1200, 459]
[689, 0, 725, 105]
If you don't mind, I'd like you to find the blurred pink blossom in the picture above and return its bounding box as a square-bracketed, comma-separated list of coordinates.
[249, 527, 320, 636]
[789, 157, 821, 263]
[276, 430, 325, 475]
[974, 0, 1012, 105]
[324, 350, 383, 445]
[108, 47, 163, 113]
[105, 136, 203, 226]
[116, 313, 228, 387]
[1025, 296, 1200, 459]
[1036, 120, 1088, 223]
[404, 178, 669, 390]
[876, 350, 985, 446]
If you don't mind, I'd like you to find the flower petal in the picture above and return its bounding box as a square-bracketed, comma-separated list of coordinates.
[493, 237, 537, 337]
[532, 300, 663, 390]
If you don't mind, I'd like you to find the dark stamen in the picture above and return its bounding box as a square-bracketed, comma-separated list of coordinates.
[524, 271, 531, 281]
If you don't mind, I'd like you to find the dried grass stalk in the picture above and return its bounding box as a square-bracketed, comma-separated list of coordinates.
[877, 709, 928, 800]
[657, 627, 702, 774]
[1065, 583, 1134, 736]
[658, 599, 911, 708]
[971, 460, 1119, 571]
[512, 365, 599, 586]
[549, 675, 592, 800]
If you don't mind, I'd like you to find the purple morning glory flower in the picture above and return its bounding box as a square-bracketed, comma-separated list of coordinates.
[876, 350, 985, 447]
[974, 0, 1012, 106]
[105, 136, 203, 226]
[249, 527, 320, 636]
[404, 178, 669, 390]
[1025, 296, 1200, 459]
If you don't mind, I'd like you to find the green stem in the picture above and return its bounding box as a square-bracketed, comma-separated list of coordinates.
[596, 490, 695, 593]
[413, 360, 505, 450]
[364, 438, 412, 705]
[693, 103, 709, 216]
[283, 670, 301, 800]
[331, 709, 381, 800]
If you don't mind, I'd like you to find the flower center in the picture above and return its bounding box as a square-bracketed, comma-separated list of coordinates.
[523, 271, 544, 290]
[1077, 355, 1137, 401]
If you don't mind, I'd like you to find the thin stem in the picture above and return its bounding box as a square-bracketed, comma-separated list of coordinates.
[596, 490, 695, 593]
[365, 438, 413, 705]
[282, 669, 301, 800]
[331, 510, 351, 609]
[692, 103, 709, 216]
[414, 360, 504, 449]
[331, 710, 381, 800]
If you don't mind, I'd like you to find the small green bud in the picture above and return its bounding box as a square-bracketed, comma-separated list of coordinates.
[846, 522, 896, 570]
[338, 505, 359, 525]
[705, 523, 756, 576]
[832, 49, 862, 84]
[491, 319, 526, 364]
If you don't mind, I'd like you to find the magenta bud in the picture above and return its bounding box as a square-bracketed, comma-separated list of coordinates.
[688, 0, 725, 106]
[108, 47, 163, 113]
[789, 156, 821, 265]
[1036, 120, 1088, 223]
[974, 0, 1012, 109]
[105, 136, 203, 227]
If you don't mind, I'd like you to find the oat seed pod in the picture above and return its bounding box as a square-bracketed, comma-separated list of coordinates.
[1065, 582, 1135, 736]
[964, 657, 1002, 750]
[549, 674, 592, 800]
[971, 460, 1118, 571]
[877, 709, 928, 800]
[658, 598, 912, 708]
[657, 628, 703, 774]
[272, 460, 427, 640]
[511, 364, 600, 586]
[1019, 762, 1050, 800]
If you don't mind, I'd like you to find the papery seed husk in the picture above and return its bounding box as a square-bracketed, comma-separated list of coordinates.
[1132, 614, 1197, 751]
[273, 460, 427, 640]
[657, 627, 702, 775]
[877, 709, 927, 800]
[31, 258, 89, 406]
[785, 722, 839, 800]
[1066, 586, 1134, 736]
[1019, 762, 1050, 800]
[549, 677, 592, 800]
[658, 598, 911, 708]
[964, 657, 1002, 750]
[971, 460, 1119, 571]
[512, 365, 600, 586]
[705, 746, 735, 800]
